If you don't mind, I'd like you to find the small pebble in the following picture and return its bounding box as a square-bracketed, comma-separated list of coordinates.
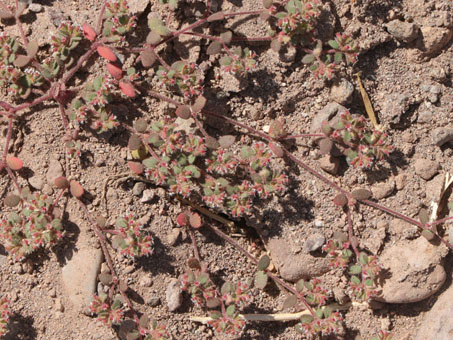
[304, 233, 325, 252]
[431, 127, 453, 147]
[414, 158, 439, 180]
[29, 176, 44, 190]
[147, 296, 161, 307]
[167, 228, 181, 246]
[330, 78, 354, 105]
[55, 298, 64, 312]
[132, 182, 145, 196]
[166, 279, 182, 312]
[29, 3, 43, 13]
[139, 275, 153, 287]
[314, 220, 324, 228]
[141, 189, 155, 203]
[124, 265, 135, 274]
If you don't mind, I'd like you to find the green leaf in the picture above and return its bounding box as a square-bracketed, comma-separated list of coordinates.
[359, 253, 369, 265]
[148, 18, 165, 30]
[349, 265, 362, 275]
[93, 76, 103, 91]
[154, 25, 171, 37]
[116, 218, 128, 229]
[254, 270, 268, 289]
[282, 295, 297, 309]
[257, 255, 270, 271]
[302, 54, 315, 64]
[226, 304, 235, 316]
[300, 314, 313, 324]
[328, 40, 340, 49]
[350, 275, 361, 284]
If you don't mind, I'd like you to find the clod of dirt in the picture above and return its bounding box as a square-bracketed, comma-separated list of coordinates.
[381, 93, 411, 125]
[46, 159, 64, 186]
[29, 3, 43, 13]
[267, 238, 330, 282]
[310, 102, 346, 138]
[62, 247, 103, 313]
[431, 127, 453, 147]
[166, 228, 181, 246]
[385, 20, 419, 42]
[371, 180, 395, 200]
[415, 277, 453, 338]
[28, 175, 44, 190]
[375, 236, 448, 303]
[414, 158, 440, 180]
[166, 278, 182, 312]
[127, 0, 150, 15]
[132, 182, 145, 196]
[330, 78, 354, 105]
[418, 26, 453, 55]
[140, 189, 155, 203]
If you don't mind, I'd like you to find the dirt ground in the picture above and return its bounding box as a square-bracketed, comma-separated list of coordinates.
[0, 0, 453, 339]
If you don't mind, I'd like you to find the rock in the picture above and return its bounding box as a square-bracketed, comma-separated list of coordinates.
[49, 288, 57, 298]
[139, 275, 153, 287]
[361, 226, 386, 254]
[62, 247, 103, 313]
[147, 296, 161, 307]
[319, 155, 340, 175]
[310, 102, 347, 141]
[314, 220, 324, 228]
[394, 173, 406, 190]
[267, 238, 330, 282]
[28, 176, 44, 190]
[127, 0, 150, 15]
[414, 158, 439, 180]
[46, 159, 64, 185]
[418, 27, 453, 55]
[376, 237, 448, 303]
[431, 127, 453, 147]
[166, 278, 182, 312]
[167, 228, 181, 246]
[330, 78, 354, 105]
[132, 182, 145, 196]
[140, 189, 155, 203]
[415, 279, 453, 339]
[381, 93, 410, 125]
[371, 180, 395, 199]
[385, 20, 418, 42]
[42, 184, 54, 195]
[417, 109, 433, 123]
[304, 233, 325, 252]
[55, 298, 64, 312]
[124, 265, 135, 274]
[29, 3, 43, 13]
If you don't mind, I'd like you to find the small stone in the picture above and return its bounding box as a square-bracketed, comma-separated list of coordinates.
[415, 279, 453, 338]
[29, 3, 43, 13]
[132, 182, 145, 196]
[371, 180, 395, 199]
[419, 27, 453, 55]
[124, 265, 135, 274]
[314, 220, 324, 228]
[127, 0, 149, 15]
[431, 127, 453, 147]
[268, 238, 330, 282]
[385, 20, 418, 42]
[147, 296, 161, 307]
[304, 233, 325, 252]
[95, 158, 105, 167]
[167, 228, 181, 246]
[13, 263, 24, 274]
[139, 275, 153, 287]
[46, 159, 64, 185]
[417, 110, 433, 123]
[166, 279, 182, 312]
[395, 173, 406, 190]
[330, 78, 354, 104]
[42, 184, 54, 195]
[319, 155, 340, 175]
[381, 93, 410, 125]
[49, 288, 57, 298]
[28, 176, 44, 190]
[414, 158, 439, 180]
[376, 237, 447, 303]
[140, 189, 155, 203]
[55, 298, 64, 312]
[62, 247, 103, 312]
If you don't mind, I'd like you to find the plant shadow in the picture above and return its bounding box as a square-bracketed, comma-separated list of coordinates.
[4, 313, 37, 340]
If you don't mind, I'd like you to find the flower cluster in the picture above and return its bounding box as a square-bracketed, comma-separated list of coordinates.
[0, 297, 9, 337]
[0, 192, 64, 260]
[347, 253, 382, 302]
[156, 62, 204, 98]
[322, 110, 393, 168]
[112, 215, 154, 258]
[322, 238, 353, 269]
[296, 308, 343, 339]
[104, 0, 137, 38]
[296, 278, 329, 306]
[220, 47, 257, 77]
[89, 293, 124, 326]
[51, 22, 83, 65]
[180, 264, 251, 337]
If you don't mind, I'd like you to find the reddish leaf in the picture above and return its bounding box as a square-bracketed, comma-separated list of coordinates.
[176, 212, 189, 227]
[13, 55, 31, 67]
[333, 193, 348, 207]
[54, 176, 69, 189]
[26, 41, 39, 58]
[351, 188, 372, 200]
[83, 23, 97, 41]
[128, 161, 144, 175]
[220, 31, 232, 44]
[175, 105, 191, 119]
[119, 81, 136, 98]
[207, 12, 225, 22]
[263, 0, 273, 9]
[189, 213, 202, 228]
[97, 45, 117, 62]
[69, 180, 84, 198]
[269, 119, 286, 138]
[218, 135, 235, 148]
[4, 194, 20, 207]
[107, 63, 122, 80]
[191, 96, 206, 113]
[6, 156, 23, 171]
[140, 49, 156, 68]
[268, 142, 284, 157]
[146, 31, 161, 45]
